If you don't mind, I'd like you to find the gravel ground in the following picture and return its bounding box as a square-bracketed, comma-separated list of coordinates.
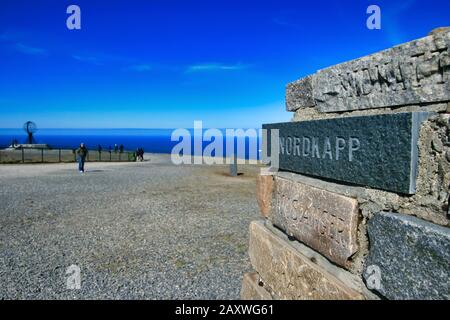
[0, 154, 261, 299]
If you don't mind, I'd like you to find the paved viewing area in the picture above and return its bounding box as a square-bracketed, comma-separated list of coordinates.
[0, 155, 260, 299]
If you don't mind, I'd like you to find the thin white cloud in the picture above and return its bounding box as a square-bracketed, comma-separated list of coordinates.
[71, 52, 135, 66]
[186, 62, 249, 73]
[13, 43, 47, 56]
[125, 64, 152, 72]
[0, 31, 47, 56]
[72, 55, 104, 65]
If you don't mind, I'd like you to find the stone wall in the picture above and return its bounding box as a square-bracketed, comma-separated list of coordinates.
[241, 28, 450, 300]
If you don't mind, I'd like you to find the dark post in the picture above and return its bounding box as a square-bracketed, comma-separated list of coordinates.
[58, 149, 61, 162]
[99, 151, 101, 161]
[119, 152, 121, 162]
[110, 151, 112, 161]
[22, 148, 24, 163]
[41, 148, 44, 163]
[230, 152, 238, 177]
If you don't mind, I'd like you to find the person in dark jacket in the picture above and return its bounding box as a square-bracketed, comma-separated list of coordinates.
[76, 143, 88, 173]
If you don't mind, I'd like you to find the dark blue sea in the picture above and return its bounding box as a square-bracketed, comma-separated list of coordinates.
[0, 128, 261, 160]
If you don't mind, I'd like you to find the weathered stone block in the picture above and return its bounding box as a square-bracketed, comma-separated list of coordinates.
[263, 112, 430, 194]
[286, 76, 315, 111]
[256, 171, 274, 218]
[364, 212, 450, 300]
[286, 30, 450, 113]
[271, 177, 359, 267]
[248, 220, 364, 300]
[240, 272, 273, 300]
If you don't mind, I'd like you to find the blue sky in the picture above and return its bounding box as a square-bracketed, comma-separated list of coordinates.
[0, 0, 449, 128]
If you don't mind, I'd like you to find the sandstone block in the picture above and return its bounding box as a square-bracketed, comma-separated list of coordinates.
[271, 177, 359, 267]
[240, 272, 273, 300]
[256, 172, 274, 218]
[248, 220, 364, 300]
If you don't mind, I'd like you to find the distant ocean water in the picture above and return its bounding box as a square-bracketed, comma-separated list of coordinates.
[0, 128, 261, 160]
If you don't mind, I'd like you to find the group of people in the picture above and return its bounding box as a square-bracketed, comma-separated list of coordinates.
[98, 144, 124, 153]
[76, 143, 144, 173]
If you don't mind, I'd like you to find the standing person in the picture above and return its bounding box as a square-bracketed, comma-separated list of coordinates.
[76, 143, 88, 173]
[114, 144, 118, 153]
[97, 144, 102, 161]
[119, 144, 124, 153]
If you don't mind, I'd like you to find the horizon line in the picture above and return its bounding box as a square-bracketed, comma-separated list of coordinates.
[0, 127, 265, 130]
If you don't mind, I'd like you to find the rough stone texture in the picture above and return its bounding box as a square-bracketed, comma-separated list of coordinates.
[256, 171, 274, 218]
[286, 76, 315, 111]
[264, 112, 430, 194]
[363, 212, 450, 300]
[292, 102, 448, 122]
[271, 177, 359, 268]
[429, 26, 450, 36]
[285, 30, 450, 112]
[248, 220, 365, 300]
[240, 272, 273, 300]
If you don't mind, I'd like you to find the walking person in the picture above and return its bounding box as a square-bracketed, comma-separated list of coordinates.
[76, 143, 88, 173]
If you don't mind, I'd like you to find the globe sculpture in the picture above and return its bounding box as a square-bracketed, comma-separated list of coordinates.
[23, 121, 37, 144]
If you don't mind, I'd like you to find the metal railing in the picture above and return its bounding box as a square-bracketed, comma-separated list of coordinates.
[0, 147, 136, 164]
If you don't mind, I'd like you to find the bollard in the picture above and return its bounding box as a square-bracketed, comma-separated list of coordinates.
[230, 153, 238, 177]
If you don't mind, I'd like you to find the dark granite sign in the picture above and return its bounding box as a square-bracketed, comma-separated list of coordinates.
[263, 112, 430, 194]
